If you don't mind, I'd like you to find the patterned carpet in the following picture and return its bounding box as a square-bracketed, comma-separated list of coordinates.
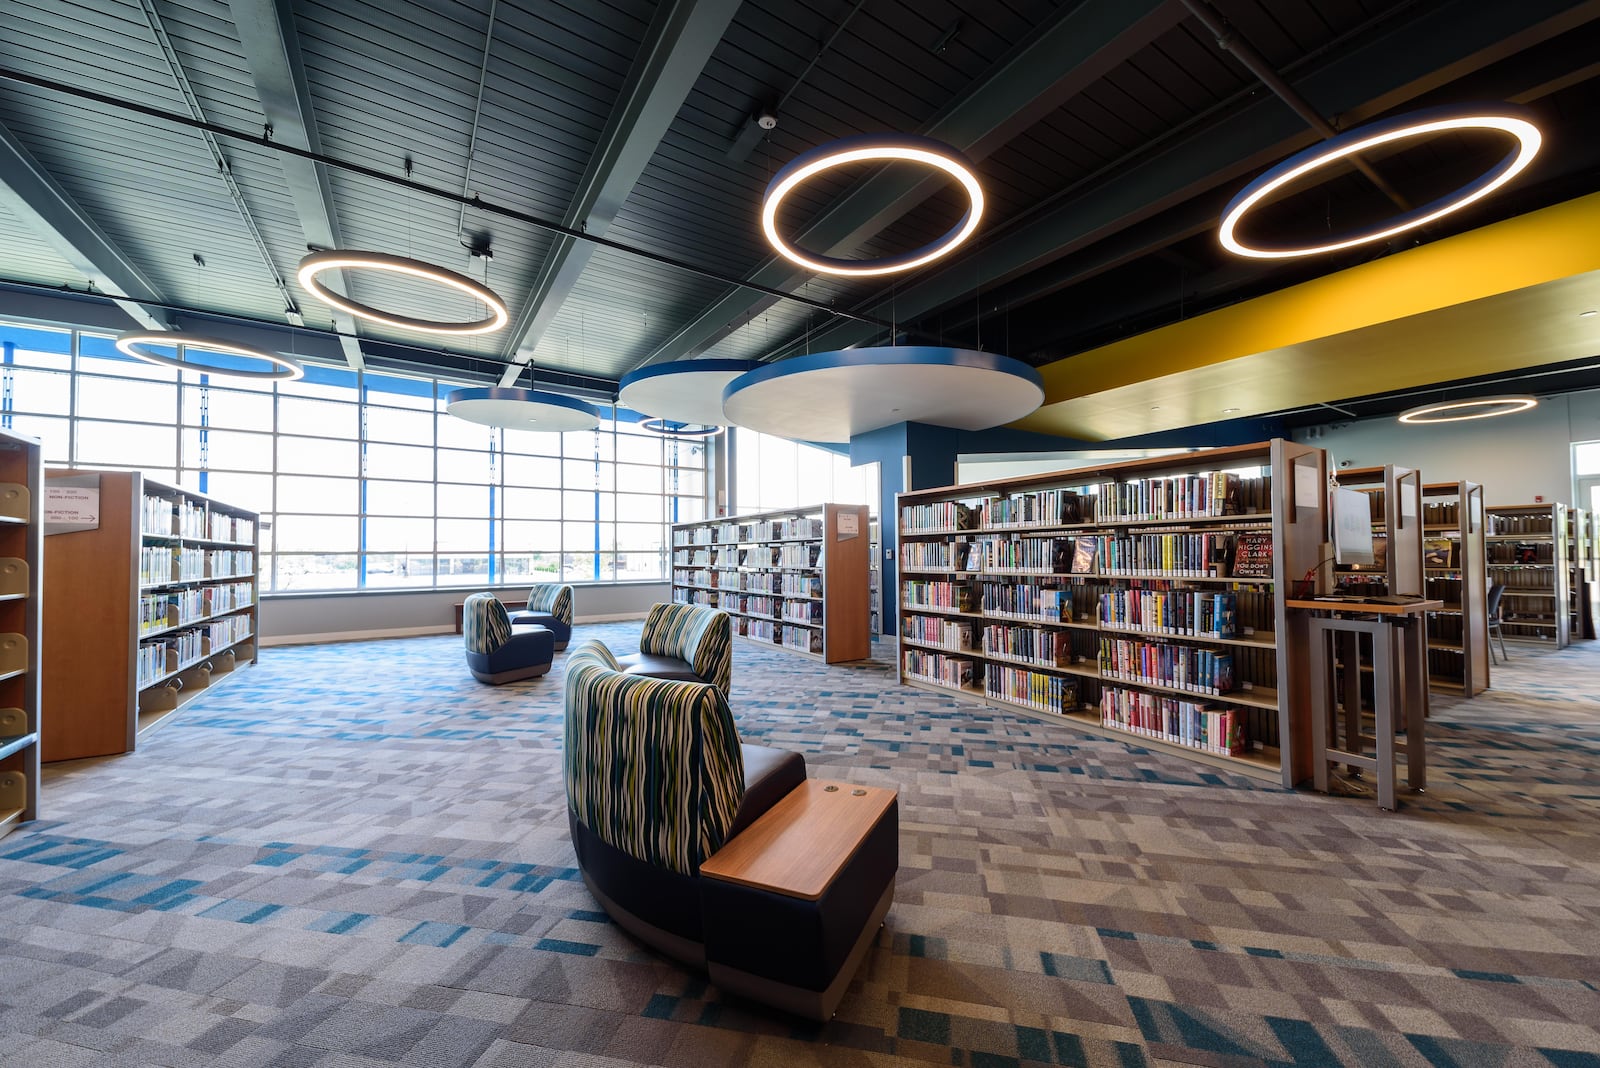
[2, 622, 1598, 1068]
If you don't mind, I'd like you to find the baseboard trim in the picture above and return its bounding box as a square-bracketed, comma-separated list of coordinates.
[261, 612, 647, 647]
[261, 625, 454, 647]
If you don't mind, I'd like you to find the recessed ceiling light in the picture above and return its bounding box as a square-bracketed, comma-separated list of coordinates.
[1222, 407, 1240, 413]
[1581, 310, 1598, 318]
[1150, 405, 1161, 411]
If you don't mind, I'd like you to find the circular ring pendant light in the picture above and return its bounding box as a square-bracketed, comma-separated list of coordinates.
[297, 250, 509, 335]
[639, 418, 724, 437]
[1397, 396, 1537, 424]
[445, 386, 600, 432]
[761, 134, 984, 277]
[1219, 104, 1542, 259]
[114, 331, 305, 379]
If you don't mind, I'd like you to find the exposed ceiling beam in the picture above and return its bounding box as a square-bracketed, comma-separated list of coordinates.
[496, 0, 744, 386]
[765, 0, 1600, 364]
[230, 0, 365, 370]
[628, 0, 1187, 371]
[0, 122, 167, 331]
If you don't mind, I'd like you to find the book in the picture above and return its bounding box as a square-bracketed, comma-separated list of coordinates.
[1231, 531, 1273, 578]
[1423, 539, 1453, 567]
[1211, 592, 1237, 638]
[1069, 535, 1099, 574]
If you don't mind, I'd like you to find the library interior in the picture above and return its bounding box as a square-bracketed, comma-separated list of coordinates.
[2, 1, 1600, 1064]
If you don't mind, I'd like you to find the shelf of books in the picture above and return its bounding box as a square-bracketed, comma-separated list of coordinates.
[670, 503, 870, 663]
[0, 430, 41, 840]
[42, 471, 261, 760]
[895, 440, 1328, 787]
[1421, 481, 1489, 696]
[869, 516, 882, 638]
[1583, 509, 1600, 639]
[1484, 502, 1570, 648]
[1566, 507, 1594, 640]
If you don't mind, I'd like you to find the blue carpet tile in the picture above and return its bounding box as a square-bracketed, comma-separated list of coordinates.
[1, 620, 1598, 1067]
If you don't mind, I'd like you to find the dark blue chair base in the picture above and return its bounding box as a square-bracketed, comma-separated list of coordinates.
[467, 625, 555, 684]
[507, 610, 570, 649]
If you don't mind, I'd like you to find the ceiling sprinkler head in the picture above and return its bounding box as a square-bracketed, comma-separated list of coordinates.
[756, 111, 778, 130]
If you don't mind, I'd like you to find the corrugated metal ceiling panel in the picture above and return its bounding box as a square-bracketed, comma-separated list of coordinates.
[0, 202, 92, 289]
[525, 246, 733, 380]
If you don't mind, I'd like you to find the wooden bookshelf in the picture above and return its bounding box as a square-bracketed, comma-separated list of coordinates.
[1485, 502, 1570, 648]
[1421, 481, 1489, 696]
[0, 430, 41, 840]
[670, 503, 871, 664]
[893, 439, 1328, 788]
[42, 472, 261, 761]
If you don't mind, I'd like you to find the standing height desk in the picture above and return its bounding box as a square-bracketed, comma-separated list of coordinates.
[1287, 599, 1438, 810]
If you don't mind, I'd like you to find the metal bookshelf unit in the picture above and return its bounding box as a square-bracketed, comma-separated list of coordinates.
[671, 503, 871, 664]
[1421, 481, 1489, 695]
[894, 440, 1328, 787]
[1485, 502, 1571, 648]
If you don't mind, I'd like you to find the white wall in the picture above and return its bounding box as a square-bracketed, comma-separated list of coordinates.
[1293, 389, 1600, 505]
[259, 582, 668, 645]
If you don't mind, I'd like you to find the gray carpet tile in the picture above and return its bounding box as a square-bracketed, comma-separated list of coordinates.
[2, 620, 1599, 1067]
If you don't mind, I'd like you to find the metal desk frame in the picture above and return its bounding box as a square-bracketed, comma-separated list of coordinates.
[1288, 599, 1438, 810]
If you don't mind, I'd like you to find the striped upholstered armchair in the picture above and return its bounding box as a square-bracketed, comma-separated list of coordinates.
[614, 602, 732, 696]
[563, 638, 895, 1019]
[508, 583, 574, 649]
[463, 592, 555, 684]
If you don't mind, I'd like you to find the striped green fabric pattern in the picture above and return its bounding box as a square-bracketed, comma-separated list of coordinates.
[525, 583, 573, 623]
[639, 602, 732, 696]
[463, 592, 512, 654]
[563, 640, 744, 876]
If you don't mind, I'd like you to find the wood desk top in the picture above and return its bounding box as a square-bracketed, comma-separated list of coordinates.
[1286, 598, 1443, 616]
[699, 779, 896, 901]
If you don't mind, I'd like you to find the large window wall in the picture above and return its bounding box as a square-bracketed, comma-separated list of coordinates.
[1, 320, 705, 592]
[731, 427, 878, 514]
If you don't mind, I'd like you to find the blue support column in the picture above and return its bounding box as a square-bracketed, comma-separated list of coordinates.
[849, 422, 960, 638]
[2, 341, 14, 431]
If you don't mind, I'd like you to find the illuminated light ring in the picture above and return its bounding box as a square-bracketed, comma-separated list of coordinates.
[445, 387, 600, 432]
[1219, 104, 1542, 259]
[761, 134, 984, 277]
[297, 250, 509, 335]
[114, 331, 304, 380]
[1397, 396, 1537, 424]
[639, 418, 724, 438]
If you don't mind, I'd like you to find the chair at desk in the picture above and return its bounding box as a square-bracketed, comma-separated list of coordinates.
[1486, 582, 1510, 664]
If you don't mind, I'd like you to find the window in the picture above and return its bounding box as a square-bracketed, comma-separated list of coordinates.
[0, 318, 707, 592]
[732, 427, 878, 513]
